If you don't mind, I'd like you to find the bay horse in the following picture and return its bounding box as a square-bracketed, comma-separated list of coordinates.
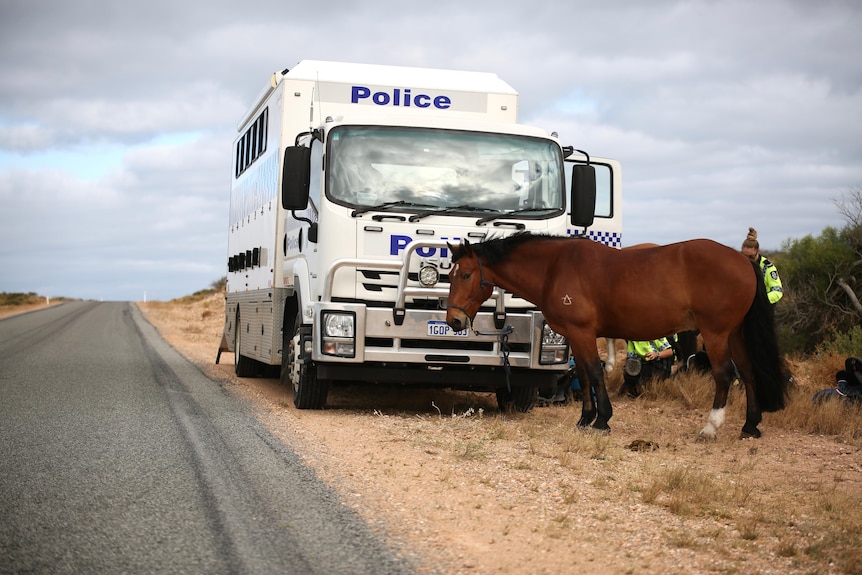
[445, 232, 789, 440]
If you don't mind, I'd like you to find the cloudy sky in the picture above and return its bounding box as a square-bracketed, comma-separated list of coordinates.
[1, 0, 860, 301]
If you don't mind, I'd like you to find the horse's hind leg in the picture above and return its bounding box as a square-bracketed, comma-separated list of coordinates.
[577, 361, 612, 431]
[729, 331, 762, 439]
[698, 334, 734, 441]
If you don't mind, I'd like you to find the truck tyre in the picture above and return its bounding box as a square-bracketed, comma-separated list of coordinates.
[282, 310, 328, 409]
[496, 385, 537, 413]
[293, 364, 328, 410]
[234, 311, 257, 377]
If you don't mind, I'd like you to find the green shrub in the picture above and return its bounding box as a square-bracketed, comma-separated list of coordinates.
[817, 324, 862, 357]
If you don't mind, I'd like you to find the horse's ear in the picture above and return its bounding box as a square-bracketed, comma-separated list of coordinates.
[448, 240, 470, 261]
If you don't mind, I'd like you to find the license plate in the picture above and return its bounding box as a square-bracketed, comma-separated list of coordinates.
[427, 320, 468, 337]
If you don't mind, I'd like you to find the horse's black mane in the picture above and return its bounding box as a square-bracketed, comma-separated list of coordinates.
[457, 232, 586, 265]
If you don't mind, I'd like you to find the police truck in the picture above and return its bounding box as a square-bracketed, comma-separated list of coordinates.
[219, 60, 622, 410]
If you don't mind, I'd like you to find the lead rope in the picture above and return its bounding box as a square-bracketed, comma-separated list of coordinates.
[474, 324, 514, 392]
[500, 326, 512, 392]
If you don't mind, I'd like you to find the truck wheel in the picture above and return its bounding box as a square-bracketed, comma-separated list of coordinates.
[234, 311, 257, 377]
[496, 385, 537, 413]
[282, 311, 328, 409]
[293, 364, 329, 410]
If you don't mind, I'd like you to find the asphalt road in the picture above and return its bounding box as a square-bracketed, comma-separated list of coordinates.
[0, 302, 417, 575]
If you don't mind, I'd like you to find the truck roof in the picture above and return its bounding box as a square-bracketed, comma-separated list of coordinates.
[284, 60, 518, 96]
[239, 60, 521, 131]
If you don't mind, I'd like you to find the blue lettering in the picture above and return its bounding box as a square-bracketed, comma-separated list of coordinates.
[389, 235, 411, 255]
[351, 85, 453, 110]
[389, 234, 459, 257]
[351, 86, 371, 103]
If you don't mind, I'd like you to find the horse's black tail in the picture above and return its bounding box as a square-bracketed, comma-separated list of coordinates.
[743, 261, 789, 412]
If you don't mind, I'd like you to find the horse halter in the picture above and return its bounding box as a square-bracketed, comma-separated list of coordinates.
[446, 255, 494, 324]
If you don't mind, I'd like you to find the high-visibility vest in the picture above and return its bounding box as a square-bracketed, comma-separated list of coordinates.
[627, 338, 671, 359]
[758, 255, 783, 304]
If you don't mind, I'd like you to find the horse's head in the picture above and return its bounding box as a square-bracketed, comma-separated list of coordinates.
[445, 240, 494, 332]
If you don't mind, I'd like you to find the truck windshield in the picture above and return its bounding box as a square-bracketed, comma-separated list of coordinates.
[327, 126, 564, 216]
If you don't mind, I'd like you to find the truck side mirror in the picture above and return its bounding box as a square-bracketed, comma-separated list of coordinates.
[282, 146, 311, 210]
[570, 164, 596, 228]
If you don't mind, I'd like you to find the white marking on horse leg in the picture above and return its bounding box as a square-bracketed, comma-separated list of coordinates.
[698, 408, 726, 440]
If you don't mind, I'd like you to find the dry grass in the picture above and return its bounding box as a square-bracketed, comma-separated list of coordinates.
[639, 361, 862, 443]
[389, 362, 862, 573]
[404, 393, 862, 573]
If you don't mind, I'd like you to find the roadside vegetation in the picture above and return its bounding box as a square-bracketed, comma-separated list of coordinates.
[771, 185, 862, 356]
[0, 292, 71, 318]
[171, 276, 226, 304]
[0, 292, 46, 307]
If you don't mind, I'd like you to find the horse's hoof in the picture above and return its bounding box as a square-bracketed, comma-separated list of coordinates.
[696, 432, 717, 443]
[739, 426, 762, 440]
[577, 413, 597, 428]
[592, 421, 611, 434]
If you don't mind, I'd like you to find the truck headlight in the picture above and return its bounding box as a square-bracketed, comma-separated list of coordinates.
[539, 322, 568, 365]
[321, 311, 356, 357]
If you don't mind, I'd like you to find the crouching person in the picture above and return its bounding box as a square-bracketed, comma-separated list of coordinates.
[813, 356, 862, 404]
[619, 338, 674, 398]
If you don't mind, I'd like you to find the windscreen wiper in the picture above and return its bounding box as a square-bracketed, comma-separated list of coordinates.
[475, 207, 555, 225]
[408, 205, 497, 222]
[350, 200, 435, 217]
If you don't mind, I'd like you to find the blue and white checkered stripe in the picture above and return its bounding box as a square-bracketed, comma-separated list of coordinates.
[567, 228, 622, 248]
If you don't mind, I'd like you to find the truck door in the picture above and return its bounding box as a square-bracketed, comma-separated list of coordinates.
[564, 157, 622, 247]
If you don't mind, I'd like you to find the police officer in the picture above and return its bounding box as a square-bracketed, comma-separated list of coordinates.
[619, 337, 674, 398]
[741, 227, 783, 304]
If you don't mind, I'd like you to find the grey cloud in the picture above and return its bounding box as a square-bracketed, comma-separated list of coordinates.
[0, 0, 860, 299]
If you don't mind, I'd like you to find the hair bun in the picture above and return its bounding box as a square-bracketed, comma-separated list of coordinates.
[746, 227, 758, 242]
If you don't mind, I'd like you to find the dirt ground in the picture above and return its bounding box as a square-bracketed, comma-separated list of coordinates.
[130, 296, 859, 574]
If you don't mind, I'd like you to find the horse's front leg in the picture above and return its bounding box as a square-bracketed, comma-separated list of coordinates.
[574, 360, 596, 427]
[589, 358, 613, 431]
[573, 346, 612, 432]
